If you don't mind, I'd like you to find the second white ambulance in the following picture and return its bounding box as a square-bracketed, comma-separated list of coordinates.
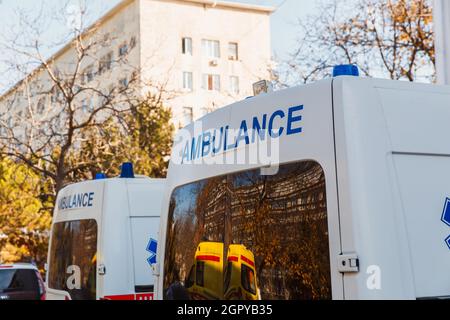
[46, 163, 164, 300]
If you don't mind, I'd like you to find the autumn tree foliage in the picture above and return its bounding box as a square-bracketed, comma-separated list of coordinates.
[0, 93, 173, 268]
[280, 0, 435, 85]
[0, 156, 51, 268]
[70, 94, 174, 180]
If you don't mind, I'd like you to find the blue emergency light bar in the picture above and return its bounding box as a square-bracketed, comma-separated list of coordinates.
[95, 173, 107, 180]
[120, 162, 135, 178]
[333, 64, 360, 77]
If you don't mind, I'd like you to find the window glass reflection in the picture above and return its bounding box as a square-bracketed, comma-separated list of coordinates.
[48, 220, 97, 300]
[164, 161, 332, 300]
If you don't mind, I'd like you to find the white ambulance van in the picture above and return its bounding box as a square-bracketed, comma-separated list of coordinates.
[46, 163, 164, 300]
[155, 66, 450, 300]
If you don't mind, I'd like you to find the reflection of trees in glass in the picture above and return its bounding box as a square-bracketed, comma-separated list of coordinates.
[165, 178, 228, 290]
[163, 199, 178, 289]
[48, 220, 97, 300]
[164, 197, 196, 287]
[229, 162, 331, 299]
[164, 161, 331, 300]
[197, 177, 227, 244]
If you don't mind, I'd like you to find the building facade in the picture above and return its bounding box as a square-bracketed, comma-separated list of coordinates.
[0, 0, 273, 130]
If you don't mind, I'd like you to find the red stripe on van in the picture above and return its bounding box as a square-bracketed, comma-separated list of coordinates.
[196, 255, 220, 262]
[228, 256, 238, 262]
[241, 255, 255, 267]
[102, 294, 135, 300]
[101, 293, 154, 301]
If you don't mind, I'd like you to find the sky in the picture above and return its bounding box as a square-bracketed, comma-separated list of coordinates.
[0, 0, 320, 90]
[226, 0, 318, 59]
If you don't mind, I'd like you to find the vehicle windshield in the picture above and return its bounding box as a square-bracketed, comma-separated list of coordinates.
[241, 265, 256, 295]
[0, 269, 39, 295]
[48, 219, 97, 300]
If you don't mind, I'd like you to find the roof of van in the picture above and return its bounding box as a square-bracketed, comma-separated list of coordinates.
[60, 176, 165, 190]
[0, 263, 38, 270]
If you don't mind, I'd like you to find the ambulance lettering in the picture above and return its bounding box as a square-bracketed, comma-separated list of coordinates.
[58, 192, 95, 211]
[181, 105, 304, 164]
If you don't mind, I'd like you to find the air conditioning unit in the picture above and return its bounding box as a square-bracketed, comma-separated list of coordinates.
[209, 59, 219, 67]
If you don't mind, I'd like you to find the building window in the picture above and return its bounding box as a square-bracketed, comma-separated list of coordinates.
[103, 33, 111, 44]
[85, 65, 94, 83]
[51, 86, 61, 103]
[183, 72, 193, 91]
[73, 85, 81, 95]
[228, 42, 238, 61]
[81, 99, 88, 113]
[202, 74, 220, 91]
[119, 77, 129, 89]
[106, 52, 113, 70]
[130, 36, 137, 49]
[89, 99, 95, 112]
[131, 71, 139, 82]
[229, 76, 239, 95]
[99, 52, 113, 75]
[202, 39, 220, 59]
[182, 37, 193, 55]
[82, 99, 95, 113]
[182, 106, 193, 126]
[37, 97, 45, 114]
[119, 43, 128, 57]
[107, 85, 114, 95]
[53, 69, 61, 80]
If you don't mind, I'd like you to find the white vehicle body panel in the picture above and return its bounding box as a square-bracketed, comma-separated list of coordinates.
[334, 78, 450, 299]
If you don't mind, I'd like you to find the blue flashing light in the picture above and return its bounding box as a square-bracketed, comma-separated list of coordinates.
[120, 162, 135, 178]
[333, 64, 360, 77]
[95, 173, 107, 180]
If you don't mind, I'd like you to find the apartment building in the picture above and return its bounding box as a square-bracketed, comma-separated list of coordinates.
[0, 0, 273, 130]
